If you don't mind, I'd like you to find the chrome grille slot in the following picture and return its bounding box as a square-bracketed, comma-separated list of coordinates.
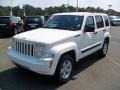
[18, 42, 20, 52]
[15, 41, 17, 52]
[28, 44, 30, 56]
[31, 44, 33, 56]
[20, 42, 22, 53]
[25, 43, 27, 55]
[12, 39, 35, 57]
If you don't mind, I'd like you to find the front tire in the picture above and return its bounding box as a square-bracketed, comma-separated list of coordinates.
[55, 54, 74, 83]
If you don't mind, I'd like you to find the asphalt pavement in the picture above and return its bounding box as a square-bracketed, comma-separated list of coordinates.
[0, 26, 120, 90]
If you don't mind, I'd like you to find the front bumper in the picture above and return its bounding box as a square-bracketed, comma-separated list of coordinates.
[7, 47, 54, 75]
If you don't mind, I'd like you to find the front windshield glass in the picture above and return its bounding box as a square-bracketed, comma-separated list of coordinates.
[43, 15, 84, 31]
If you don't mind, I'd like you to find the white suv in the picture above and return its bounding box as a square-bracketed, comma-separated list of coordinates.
[7, 12, 111, 83]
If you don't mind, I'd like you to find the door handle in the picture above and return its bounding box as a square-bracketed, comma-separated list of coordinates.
[103, 29, 106, 31]
[93, 32, 98, 34]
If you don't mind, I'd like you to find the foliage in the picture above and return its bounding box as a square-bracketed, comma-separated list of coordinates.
[0, 4, 120, 16]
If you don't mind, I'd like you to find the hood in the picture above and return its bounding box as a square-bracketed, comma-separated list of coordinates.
[14, 28, 80, 44]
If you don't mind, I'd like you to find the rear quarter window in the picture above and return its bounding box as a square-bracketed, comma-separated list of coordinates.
[103, 16, 109, 26]
[95, 15, 104, 29]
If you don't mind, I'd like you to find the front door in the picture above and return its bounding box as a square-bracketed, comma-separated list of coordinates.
[79, 16, 96, 58]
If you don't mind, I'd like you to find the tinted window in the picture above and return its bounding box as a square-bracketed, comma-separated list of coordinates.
[26, 17, 42, 23]
[103, 16, 109, 26]
[85, 16, 95, 26]
[85, 16, 95, 32]
[95, 15, 104, 29]
[0, 17, 10, 23]
[43, 15, 84, 31]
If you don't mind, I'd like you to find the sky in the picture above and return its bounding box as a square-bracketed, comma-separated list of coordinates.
[0, 0, 120, 12]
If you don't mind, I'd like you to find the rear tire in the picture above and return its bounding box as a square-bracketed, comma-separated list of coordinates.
[55, 54, 74, 83]
[99, 40, 109, 57]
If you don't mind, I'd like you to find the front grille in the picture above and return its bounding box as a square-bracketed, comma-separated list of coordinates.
[12, 39, 35, 57]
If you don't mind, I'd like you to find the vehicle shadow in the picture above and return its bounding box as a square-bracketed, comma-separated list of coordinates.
[0, 53, 103, 90]
[74, 53, 102, 76]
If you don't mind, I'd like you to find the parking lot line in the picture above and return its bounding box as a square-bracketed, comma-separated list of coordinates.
[107, 55, 120, 67]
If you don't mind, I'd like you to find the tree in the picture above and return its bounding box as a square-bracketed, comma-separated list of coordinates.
[0, 6, 10, 16]
[0, 4, 120, 16]
[13, 6, 22, 16]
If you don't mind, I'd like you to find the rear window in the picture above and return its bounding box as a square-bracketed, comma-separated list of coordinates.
[103, 16, 109, 26]
[95, 15, 104, 29]
[26, 17, 42, 23]
[0, 17, 10, 23]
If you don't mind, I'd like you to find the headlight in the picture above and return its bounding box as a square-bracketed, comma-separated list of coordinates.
[34, 44, 47, 58]
[42, 53, 54, 59]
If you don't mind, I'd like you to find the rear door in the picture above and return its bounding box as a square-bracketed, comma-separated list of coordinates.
[94, 15, 105, 49]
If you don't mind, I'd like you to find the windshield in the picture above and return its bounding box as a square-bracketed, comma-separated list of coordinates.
[43, 15, 84, 31]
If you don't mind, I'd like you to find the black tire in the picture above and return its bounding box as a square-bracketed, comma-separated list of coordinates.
[55, 54, 74, 83]
[99, 40, 109, 57]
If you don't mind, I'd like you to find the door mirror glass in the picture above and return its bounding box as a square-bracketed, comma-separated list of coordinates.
[84, 25, 95, 32]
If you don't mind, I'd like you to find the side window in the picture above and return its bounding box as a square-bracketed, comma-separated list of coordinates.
[11, 17, 15, 23]
[95, 15, 104, 29]
[84, 16, 95, 32]
[103, 16, 109, 26]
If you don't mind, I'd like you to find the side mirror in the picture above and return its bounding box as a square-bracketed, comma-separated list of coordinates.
[84, 25, 95, 32]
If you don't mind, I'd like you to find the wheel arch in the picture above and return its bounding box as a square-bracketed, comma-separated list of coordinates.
[104, 37, 110, 44]
[50, 42, 79, 75]
[103, 32, 111, 45]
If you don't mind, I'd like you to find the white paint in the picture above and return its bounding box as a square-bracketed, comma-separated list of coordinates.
[7, 12, 111, 75]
